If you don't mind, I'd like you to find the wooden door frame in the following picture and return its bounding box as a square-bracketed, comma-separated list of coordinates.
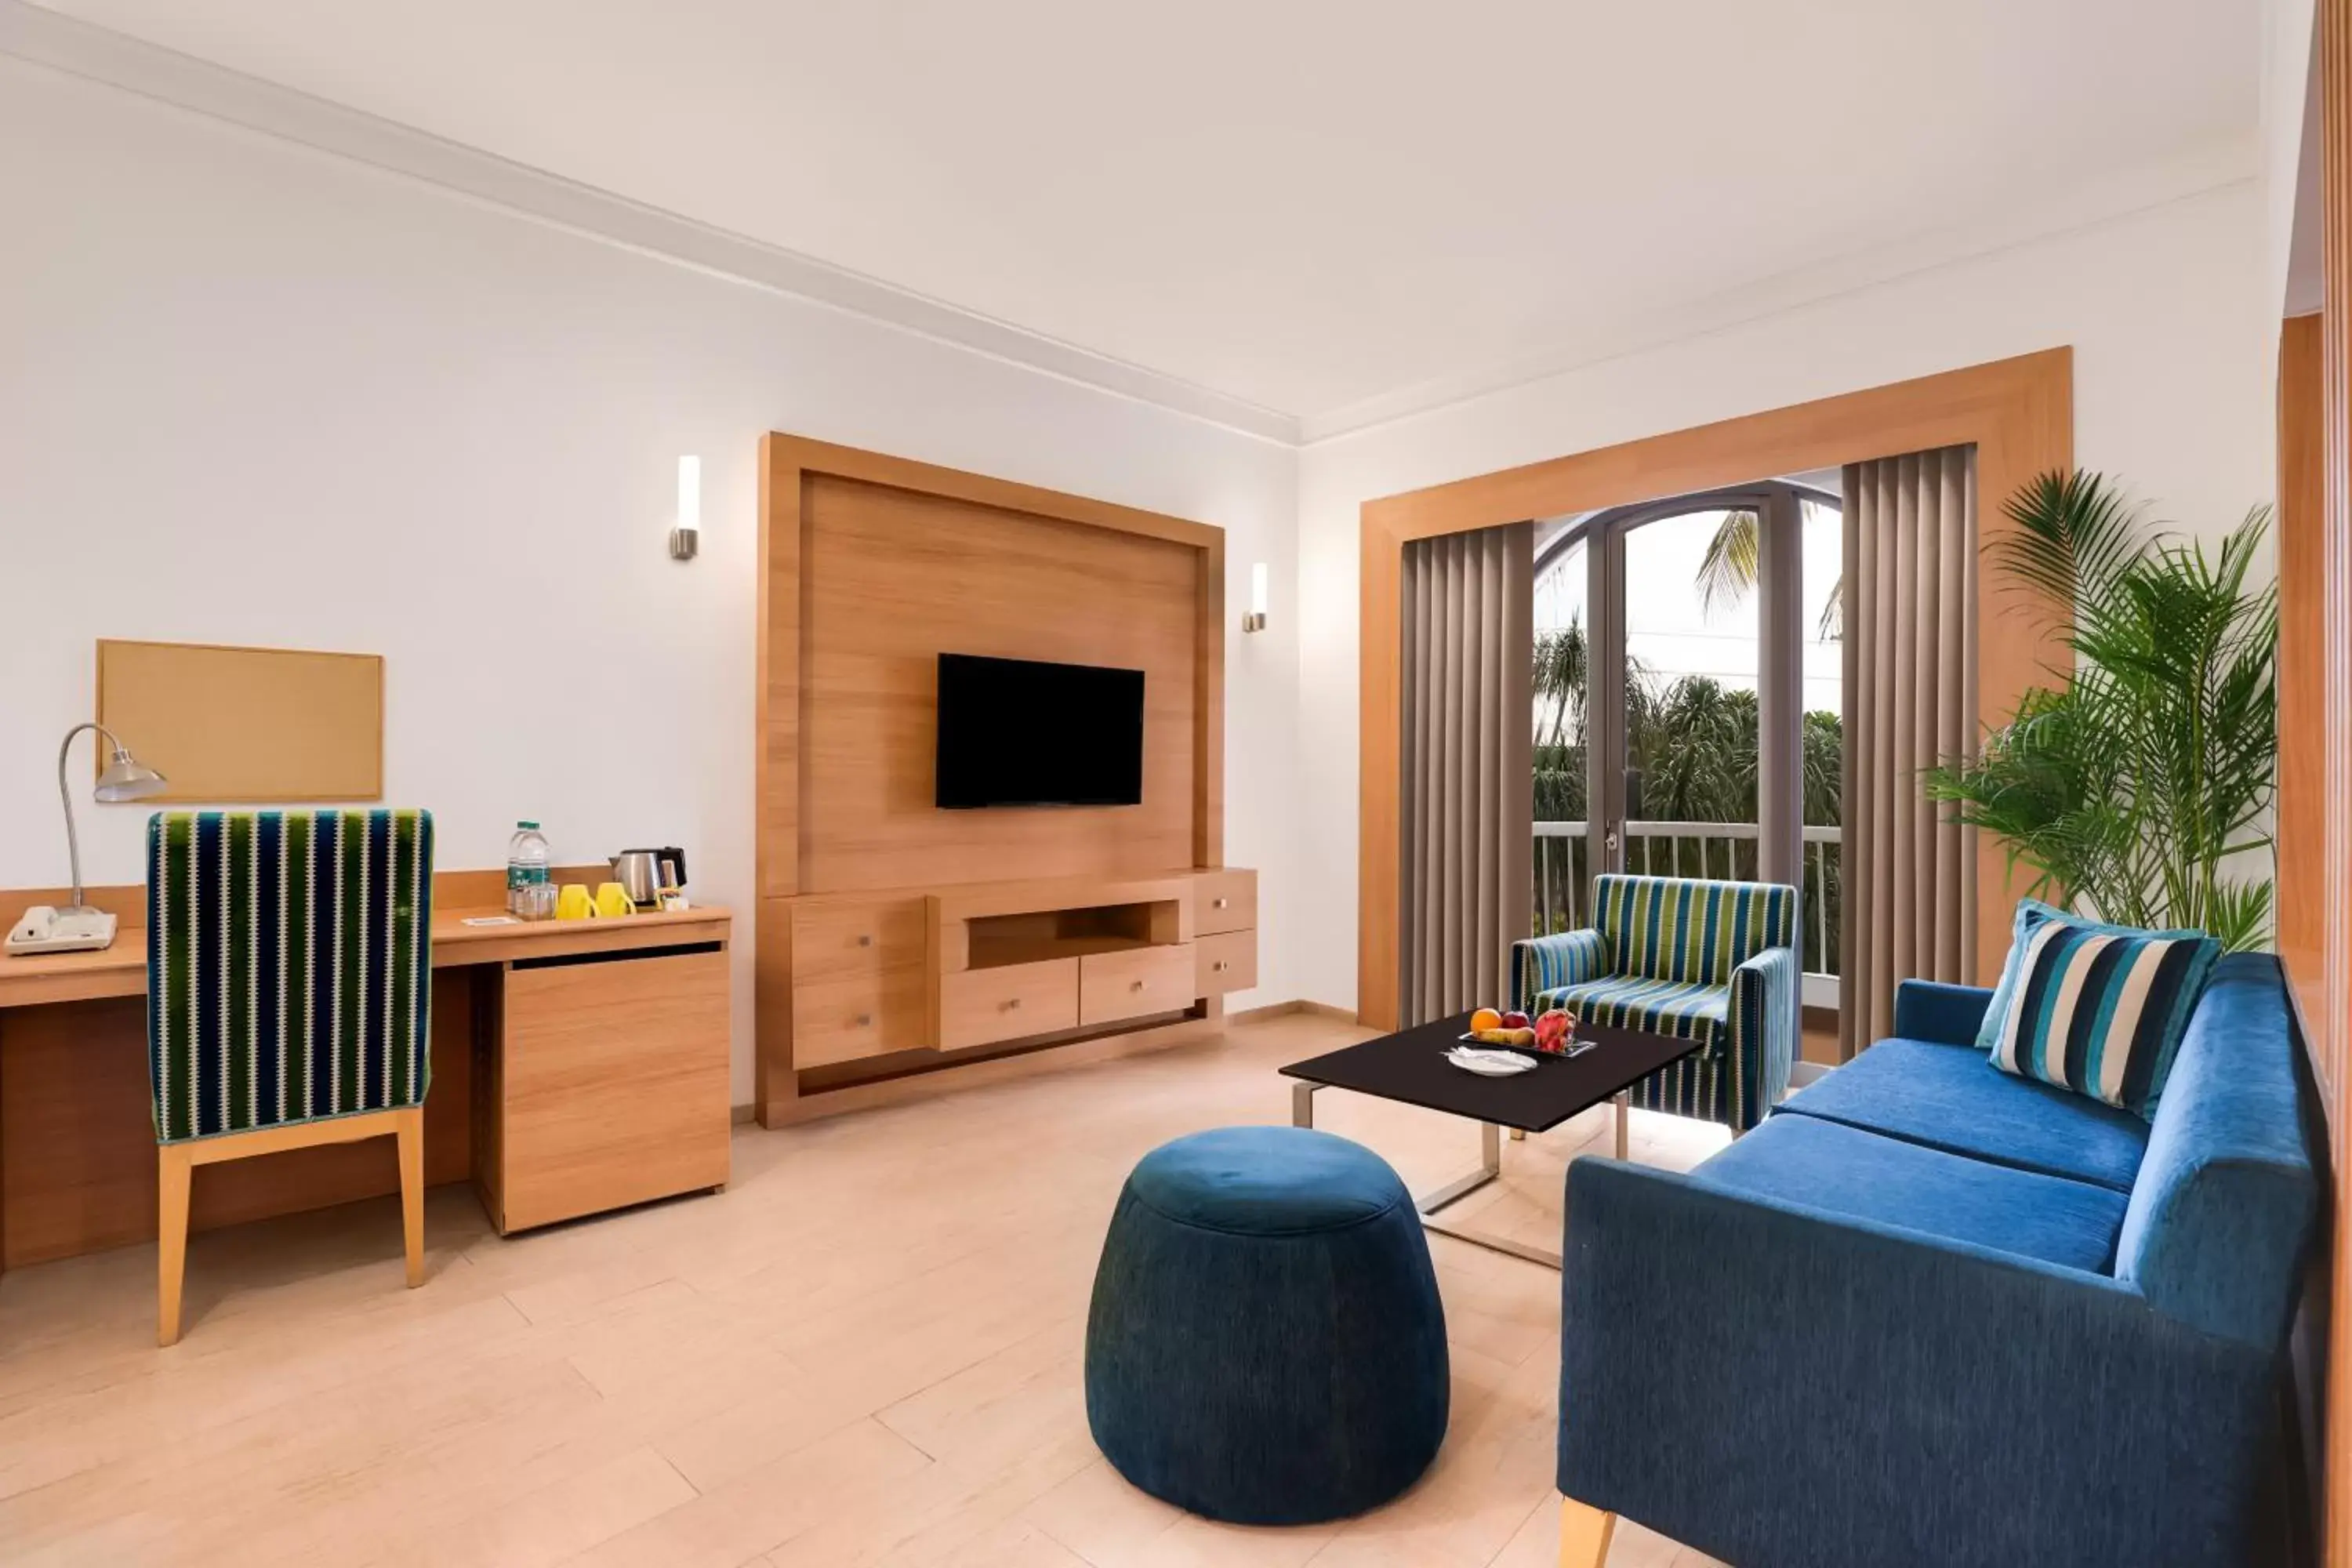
[1357, 347, 2073, 1029]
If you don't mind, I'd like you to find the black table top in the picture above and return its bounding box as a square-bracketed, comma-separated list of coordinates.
[1279, 1012, 1705, 1134]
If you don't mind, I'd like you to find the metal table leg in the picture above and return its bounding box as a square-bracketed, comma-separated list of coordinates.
[1290, 1083, 1561, 1269]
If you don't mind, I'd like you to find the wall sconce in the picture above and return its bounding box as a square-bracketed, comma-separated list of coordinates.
[669, 455, 701, 561]
[1243, 562, 1269, 633]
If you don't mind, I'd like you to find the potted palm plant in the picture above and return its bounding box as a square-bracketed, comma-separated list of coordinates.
[1923, 470, 2277, 950]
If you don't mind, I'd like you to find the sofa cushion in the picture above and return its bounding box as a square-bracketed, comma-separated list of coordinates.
[1690, 1114, 2129, 1273]
[1539, 975, 1726, 1048]
[1978, 899, 2220, 1115]
[1778, 1038, 2148, 1192]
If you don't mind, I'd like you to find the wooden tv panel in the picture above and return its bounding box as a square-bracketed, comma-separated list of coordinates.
[753, 434, 1254, 1126]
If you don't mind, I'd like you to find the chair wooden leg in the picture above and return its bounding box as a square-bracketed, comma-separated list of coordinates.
[157, 1146, 192, 1347]
[1560, 1497, 1617, 1567]
[394, 1107, 426, 1288]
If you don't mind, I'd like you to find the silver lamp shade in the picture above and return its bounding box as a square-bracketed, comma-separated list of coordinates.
[93, 746, 168, 804]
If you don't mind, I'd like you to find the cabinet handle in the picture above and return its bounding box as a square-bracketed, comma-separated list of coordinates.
[1131, 980, 1145, 992]
[1004, 997, 1022, 1011]
[857, 934, 873, 947]
[1213, 960, 1228, 973]
[1213, 898, 1228, 909]
[855, 1013, 873, 1028]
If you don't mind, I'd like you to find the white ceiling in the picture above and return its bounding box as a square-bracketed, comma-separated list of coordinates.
[31, 0, 2259, 433]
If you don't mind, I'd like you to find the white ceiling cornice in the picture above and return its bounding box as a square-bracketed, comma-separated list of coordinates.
[1298, 133, 2262, 447]
[0, 0, 1305, 448]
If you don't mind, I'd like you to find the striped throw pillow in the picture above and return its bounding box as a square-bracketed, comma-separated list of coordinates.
[1981, 900, 2219, 1116]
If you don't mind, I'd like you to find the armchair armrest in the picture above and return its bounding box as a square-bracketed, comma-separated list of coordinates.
[1511, 928, 1606, 1014]
[1559, 1158, 2278, 1568]
[1893, 978, 1994, 1046]
[1728, 945, 1797, 1124]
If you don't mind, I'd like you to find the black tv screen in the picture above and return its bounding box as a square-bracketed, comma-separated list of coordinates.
[935, 654, 1145, 809]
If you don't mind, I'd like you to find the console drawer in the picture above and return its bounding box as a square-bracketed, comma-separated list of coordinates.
[939, 957, 1080, 1050]
[791, 897, 925, 980]
[1080, 944, 1196, 1027]
[1196, 929, 1256, 996]
[1192, 870, 1256, 937]
[793, 967, 924, 1067]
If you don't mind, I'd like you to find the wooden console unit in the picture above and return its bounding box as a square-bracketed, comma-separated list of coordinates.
[762, 869, 1255, 1120]
[754, 434, 1248, 1125]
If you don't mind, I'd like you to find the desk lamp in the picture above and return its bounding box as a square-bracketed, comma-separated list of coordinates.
[4, 723, 168, 955]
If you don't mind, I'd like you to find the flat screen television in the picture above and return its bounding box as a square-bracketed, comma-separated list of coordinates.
[941, 653, 1152, 808]
[935, 653, 1146, 809]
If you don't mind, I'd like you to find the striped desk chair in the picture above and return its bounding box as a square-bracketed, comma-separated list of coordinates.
[145, 809, 434, 1345]
[1511, 874, 1798, 1135]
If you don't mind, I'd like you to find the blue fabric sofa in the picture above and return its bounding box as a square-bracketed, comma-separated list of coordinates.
[1558, 953, 2319, 1568]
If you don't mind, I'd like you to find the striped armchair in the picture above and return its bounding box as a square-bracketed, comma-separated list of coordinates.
[1511, 874, 1798, 1134]
[145, 809, 434, 1343]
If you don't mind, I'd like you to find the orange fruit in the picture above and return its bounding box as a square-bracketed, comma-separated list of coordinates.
[1468, 1007, 1503, 1033]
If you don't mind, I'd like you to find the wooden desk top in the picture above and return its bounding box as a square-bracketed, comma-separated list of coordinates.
[0, 906, 732, 1010]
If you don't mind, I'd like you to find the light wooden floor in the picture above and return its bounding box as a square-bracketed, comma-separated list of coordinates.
[0, 1011, 1731, 1567]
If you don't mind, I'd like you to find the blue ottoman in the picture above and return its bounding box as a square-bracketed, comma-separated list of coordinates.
[1083, 1126, 1449, 1525]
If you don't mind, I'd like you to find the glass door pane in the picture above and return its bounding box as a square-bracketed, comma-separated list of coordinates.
[1619, 507, 1762, 883]
[1531, 535, 1588, 933]
[1800, 495, 1844, 995]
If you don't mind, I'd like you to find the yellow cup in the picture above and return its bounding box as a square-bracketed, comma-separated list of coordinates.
[554, 884, 593, 920]
[593, 882, 633, 919]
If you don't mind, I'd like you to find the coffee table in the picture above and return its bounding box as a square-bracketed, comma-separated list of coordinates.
[1280, 1012, 1706, 1269]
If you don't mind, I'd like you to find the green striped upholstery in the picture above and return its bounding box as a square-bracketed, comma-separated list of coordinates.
[1512, 875, 1798, 1133]
[1537, 975, 1726, 1045]
[1591, 874, 1795, 983]
[1510, 927, 1606, 1000]
[145, 810, 434, 1145]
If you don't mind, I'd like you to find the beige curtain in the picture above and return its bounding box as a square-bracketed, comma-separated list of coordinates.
[1841, 448, 1977, 1059]
[1401, 524, 1533, 1025]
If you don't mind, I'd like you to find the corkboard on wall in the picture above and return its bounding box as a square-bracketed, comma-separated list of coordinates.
[95, 640, 383, 803]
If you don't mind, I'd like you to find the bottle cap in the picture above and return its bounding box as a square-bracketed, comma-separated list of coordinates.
[517, 820, 539, 829]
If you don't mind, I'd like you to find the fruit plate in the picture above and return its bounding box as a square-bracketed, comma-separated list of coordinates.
[1443, 1047, 1538, 1077]
[1457, 1033, 1594, 1062]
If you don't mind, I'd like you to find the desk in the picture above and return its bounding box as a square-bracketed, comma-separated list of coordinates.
[0, 878, 732, 1272]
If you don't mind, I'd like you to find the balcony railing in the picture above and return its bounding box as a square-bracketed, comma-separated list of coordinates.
[1533, 821, 1842, 1004]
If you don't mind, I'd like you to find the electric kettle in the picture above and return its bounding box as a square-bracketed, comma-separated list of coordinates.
[611, 846, 687, 908]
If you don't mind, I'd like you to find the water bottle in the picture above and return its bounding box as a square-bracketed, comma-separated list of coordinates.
[506, 821, 551, 917]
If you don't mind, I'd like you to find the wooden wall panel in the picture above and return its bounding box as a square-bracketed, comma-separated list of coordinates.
[2284, 312, 2328, 1061]
[753, 434, 1229, 1123]
[1356, 349, 2071, 1029]
[2324, 5, 2352, 1562]
[796, 474, 1200, 892]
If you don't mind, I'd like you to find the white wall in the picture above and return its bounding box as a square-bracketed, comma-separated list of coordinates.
[0, 60, 1302, 1102]
[2262, 0, 2318, 325]
[1294, 179, 2277, 1011]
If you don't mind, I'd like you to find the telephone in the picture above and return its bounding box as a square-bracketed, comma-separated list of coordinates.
[4, 906, 120, 956]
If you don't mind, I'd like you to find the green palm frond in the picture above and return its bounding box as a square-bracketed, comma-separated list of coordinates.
[1694, 510, 1759, 620]
[1923, 473, 2276, 950]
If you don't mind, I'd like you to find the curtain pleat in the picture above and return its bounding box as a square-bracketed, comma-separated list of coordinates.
[1840, 447, 1977, 1058]
[1401, 524, 1533, 1024]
